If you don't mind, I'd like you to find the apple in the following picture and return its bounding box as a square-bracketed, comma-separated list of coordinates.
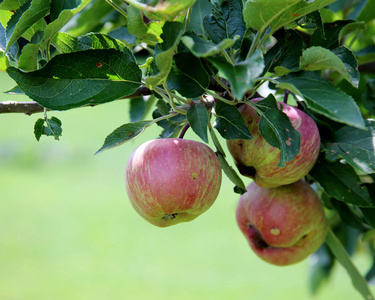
[125, 138, 222, 227]
[226, 99, 320, 188]
[236, 180, 328, 266]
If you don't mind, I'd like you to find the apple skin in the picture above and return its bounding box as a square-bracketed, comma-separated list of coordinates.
[125, 138, 222, 227]
[226, 99, 320, 188]
[236, 180, 328, 266]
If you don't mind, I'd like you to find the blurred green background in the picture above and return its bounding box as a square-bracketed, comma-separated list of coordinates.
[0, 71, 374, 300]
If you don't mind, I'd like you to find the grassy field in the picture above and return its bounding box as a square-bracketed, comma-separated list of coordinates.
[0, 71, 373, 300]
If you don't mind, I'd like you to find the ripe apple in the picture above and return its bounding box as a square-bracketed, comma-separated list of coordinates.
[236, 180, 328, 266]
[226, 99, 320, 188]
[125, 138, 222, 227]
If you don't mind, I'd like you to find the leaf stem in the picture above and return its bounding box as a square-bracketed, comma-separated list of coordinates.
[178, 122, 190, 139]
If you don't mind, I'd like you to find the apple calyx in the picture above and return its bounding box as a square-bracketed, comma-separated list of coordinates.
[162, 213, 178, 220]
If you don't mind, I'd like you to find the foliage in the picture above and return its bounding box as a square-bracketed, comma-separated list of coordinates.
[1, 0, 375, 298]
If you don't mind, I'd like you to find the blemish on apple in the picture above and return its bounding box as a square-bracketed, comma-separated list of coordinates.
[270, 227, 280, 236]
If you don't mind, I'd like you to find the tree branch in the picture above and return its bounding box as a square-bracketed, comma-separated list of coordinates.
[0, 86, 153, 115]
[0, 77, 231, 115]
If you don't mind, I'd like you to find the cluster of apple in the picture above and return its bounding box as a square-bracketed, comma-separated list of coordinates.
[125, 98, 327, 266]
[228, 100, 328, 266]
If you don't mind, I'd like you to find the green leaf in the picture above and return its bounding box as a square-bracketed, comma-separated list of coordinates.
[203, 0, 246, 49]
[5, 0, 50, 52]
[152, 100, 186, 138]
[300, 46, 359, 88]
[52, 32, 127, 53]
[129, 97, 146, 123]
[181, 32, 238, 58]
[0, 51, 10, 72]
[310, 159, 373, 207]
[7, 49, 142, 110]
[331, 46, 360, 88]
[167, 52, 210, 97]
[96, 120, 153, 154]
[243, 0, 336, 34]
[308, 244, 334, 295]
[357, 0, 375, 22]
[255, 95, 301, 167]
[324, 122, 375, 174]
[216, 151, 247, 194]
[187, 0, 212, 37]
[17, 43, 40, 71]
[209, 49, 264, 100]
[361, 206, 375, 229]
[44, 116, 62, 140]
[50, 0, 81, 21]
[145, 21, 184, 89]
[187, 104, 209, 143]
[325, 228, 375, 300]
[277, 71, 365, 129]
[34, 118, 44, 141]
[213, 101, 252, 140]
[126, 0, 196, 21]
[42, 0, 90, 46]
[310, 20, 353, 50]
[0, 0, 29, 10]
[127, 5, 164, 44]
[263, 30, 303, 75]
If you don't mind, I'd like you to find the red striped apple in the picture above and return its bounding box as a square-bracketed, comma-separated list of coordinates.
[125, 138, 222, 227]
[236, 180, 328, 266]
[227, 100, 320, 188]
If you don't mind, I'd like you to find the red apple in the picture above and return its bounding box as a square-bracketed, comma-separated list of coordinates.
[227, 99, 320, 188]
[125, 138, 222, 227]
[236, 180, 328, 266]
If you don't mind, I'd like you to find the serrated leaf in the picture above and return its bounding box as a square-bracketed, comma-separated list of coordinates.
[203, 0, 246, 49]
[325, 228, 375, 300]
[216, 151, 247, 194]
[213, 101, 252, 140]
[255, 95, 301, 167]
[145, 21, 184, 88]
[5, 0, 49, 52]
[243, 0, 335, 34]
[300, 46, 359, 88]
[187, 104, 209, 143]
[277, 71, 365, 129]
[324, 122, 375, 174]
[311, 159, 373, 207]
[44, 116, 62, 140]
[209, 49, 264, 100]
[34, 118, 44, 141]
[52, 32, 127, 53]
[7, 48, 142, 110]
[96, 120, 153, 154]
[181, 32, 237, 58]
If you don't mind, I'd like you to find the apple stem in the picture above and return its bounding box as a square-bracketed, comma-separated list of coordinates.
[179, 123, 190, 139]
[283, 89, 290, 104]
